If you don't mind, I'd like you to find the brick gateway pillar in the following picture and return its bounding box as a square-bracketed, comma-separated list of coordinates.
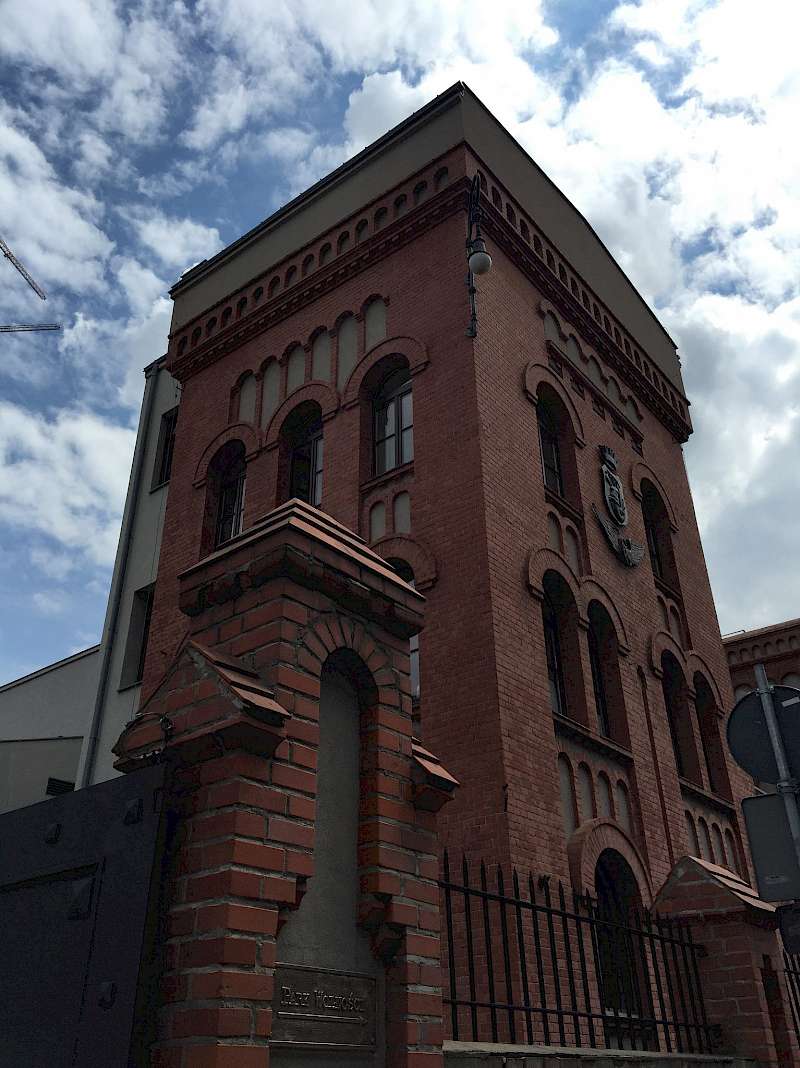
[113, 499, 457, 1067]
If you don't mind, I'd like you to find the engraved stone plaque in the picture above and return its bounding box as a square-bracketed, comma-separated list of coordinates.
[272, 963, 377, 1050]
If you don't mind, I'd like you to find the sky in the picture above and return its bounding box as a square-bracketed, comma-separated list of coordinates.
[0, 0, 799, 684]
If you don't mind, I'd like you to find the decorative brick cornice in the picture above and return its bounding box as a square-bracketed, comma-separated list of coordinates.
[166, 185, 464, 384]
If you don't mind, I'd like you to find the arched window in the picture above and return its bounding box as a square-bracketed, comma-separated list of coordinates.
[711, 823, 725, 867]
[319, 243, 332, 266]
[587, 601, 628, 744]
[536, 384, 578, 506]
[286, 345, 305, 393]
[373, 365, 412, 475]
[594, 850, 644, 1025]
[236, 296, 247, 318]
[661, 652, 701, 785]
[337, 315, 358, 390]
[260, 360, 280, 428]
[301, 254, 314, 277]
[278, 402, 323, 508]
[685, 811, 700, 856]
[393, 491, 410, 534]
[558, 755, 577, 836]
[577, 763, 594, 823]
[541, 570, 587, 724]
[698, 817, 713, 862]
[205, 440, 246, 552]
[694, 672, 732, 799]
[614, 781, 631, 833]
[311, 331, 331, 382]
[237, 373, 257, 424]
[597, 772, 613, 818]
[394, 194, 407, 218]
[641, 480, 680, 593]
[221, 307, 232, 327]
[364, 297, 387, 349]
[413, 181, 427, 205]
[374, 206, 388, 230]
[355, 220, 368, 244]
[253, 286, 263, 304]
[433, 167, 448, 191]
[284, 265, 296, 287]
[387, 558, 420, 701]
[337, 232, 350, 255]
[724, 829, 740, 874]
[268, 277, 280, 298]
[368, 501, 385, 541]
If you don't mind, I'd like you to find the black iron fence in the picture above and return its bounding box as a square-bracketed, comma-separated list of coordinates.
[439, 853, 716, 1053]
[784, 950, 800, 1042]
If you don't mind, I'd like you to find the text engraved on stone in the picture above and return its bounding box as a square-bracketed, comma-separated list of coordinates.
[272, 964, 376, 1050]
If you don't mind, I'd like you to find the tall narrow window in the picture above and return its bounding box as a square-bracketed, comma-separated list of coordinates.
[152, 406, 178, 489]
[641, 480, 680, 594]
[119, 584, 155, 689]
[543, 590, 567, 717]
[215, 450, 246, 547]
[588, 623, 610, 737]
[374, 367, 413, 475]
[538, 403, 563, 496]
[661, 651, 701, 784]
[694, 672, 732, 799]
[279, 402, 324, 508]
[586, 601, 627, 744]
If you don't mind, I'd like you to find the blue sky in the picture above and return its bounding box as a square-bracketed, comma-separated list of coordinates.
[1, 0, 799, 684]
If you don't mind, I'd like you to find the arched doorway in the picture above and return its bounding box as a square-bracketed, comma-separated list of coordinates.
[593, 849, 653, 1050]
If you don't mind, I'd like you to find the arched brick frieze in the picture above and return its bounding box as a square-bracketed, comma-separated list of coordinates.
[630, 461, 679, 531]
[580, 576, 630, 654]
[567, 818, 654, 904]
[372, 535, 438, 592]
[263, 381, 340, 449]
[341, 335, 428, 407]
[192, 422, 260, 487]
[527, 547, 584, 620]
[523, 362, 586, 448]
[649, 630, 690, 680]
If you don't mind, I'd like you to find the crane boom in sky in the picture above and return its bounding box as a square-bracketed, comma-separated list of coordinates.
[0, 233, 47, 300]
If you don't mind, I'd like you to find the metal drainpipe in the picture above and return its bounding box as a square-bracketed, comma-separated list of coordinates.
[77, 359, 161, 788]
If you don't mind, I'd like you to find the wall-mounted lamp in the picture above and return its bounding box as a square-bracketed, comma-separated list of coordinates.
[466, 173, 492, 338]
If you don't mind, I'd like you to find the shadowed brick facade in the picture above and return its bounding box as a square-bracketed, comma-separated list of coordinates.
[124, 83, 794, 1063]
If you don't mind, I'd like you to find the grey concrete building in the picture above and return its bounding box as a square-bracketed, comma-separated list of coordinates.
[0, 644, 100, 813]
[0, 356, 179, 809]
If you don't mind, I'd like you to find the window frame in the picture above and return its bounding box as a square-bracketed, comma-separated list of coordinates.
[588, 622, 611, 737]
[119, 583, 155, 690]
[373, 372, 413, 476]
[215, 463, 246, 548]
[290, 428, 324, 507]
[151, 406, 178, 490]
[537, 404, 564, 497]
[543, 592, 568, 718]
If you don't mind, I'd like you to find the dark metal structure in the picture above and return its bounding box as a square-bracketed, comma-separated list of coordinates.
[1, 232, 62, 333]
[439, 852, 716, 1054]
[0, 763, 169, 1067]
[785, 950, 800, 1043]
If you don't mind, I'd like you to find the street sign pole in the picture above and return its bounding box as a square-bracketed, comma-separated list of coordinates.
[754, 662, 800, 874]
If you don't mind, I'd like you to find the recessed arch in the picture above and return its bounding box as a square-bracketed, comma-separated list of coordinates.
[264, 382, 339, 449]
[523, 362, 586, 448]
[341, 335, 427, 408]
[566, 818, 653, 904]
[580, 577, 630, 654]
[193, 423, 260, 487]
[630, 462, 678, 531]
[685, 652, 724, 708]
[527, 547, 583, 616]
[373, 535, 437, 591]
[648, 630, 689, 679]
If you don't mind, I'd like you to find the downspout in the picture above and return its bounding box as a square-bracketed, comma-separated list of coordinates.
[77, 358, 162, 788]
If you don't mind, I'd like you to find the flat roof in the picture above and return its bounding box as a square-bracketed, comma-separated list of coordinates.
[170, 82, 683, 391]
[723, 617, 800, 644]
[0, 643, 101, 695]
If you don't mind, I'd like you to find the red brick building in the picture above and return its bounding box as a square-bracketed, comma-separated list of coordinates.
[127, 84, 797, 1064]
[725, 616, 800, 700]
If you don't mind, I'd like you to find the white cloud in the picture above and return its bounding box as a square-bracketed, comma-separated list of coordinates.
[0, 403, 136, 568]
[125, 208, 221, 271]
[30, 547, 77, 581]
[32, 590, 69, 617]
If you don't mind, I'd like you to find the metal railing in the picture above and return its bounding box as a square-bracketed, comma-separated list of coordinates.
[783, 950, 800, 1041]
[439, 852, 715, 1053]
